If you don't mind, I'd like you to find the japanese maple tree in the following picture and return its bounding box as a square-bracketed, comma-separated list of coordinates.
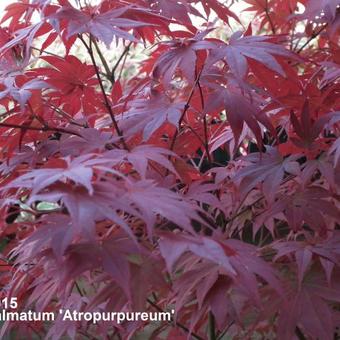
[0, 0, 339, 339]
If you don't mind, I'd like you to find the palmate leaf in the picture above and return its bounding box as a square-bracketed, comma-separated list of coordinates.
[204, 85, 276, 148]
[139, 0, 240, 26]
[12, 230, 142, 319]
[256, 185, 339, 232]
[211, 31, 299, 79]
[289, 102, 336, 149]
[34, 55, 99, 113]
[244, 0, 300, 30]
[119, 89, 186, 141]
[103, 144, 179, 178]
[159, 232, 281, 295]
[234, 146, 301, 203]
[55, 134, 178, 176]
[196, 0, 241, 24]
[10, 177, 204, 240]
[10, 214, 74, 262]
[273, 232, 340, 284]
[0, 77, 50, 110]
[145, 0, 201, 25]
[4, 154, 97, 195]
[0, 21, 45, 57]
[153, 29, 216, 85]
[320, 62, 340, 88]
[301, 156, 336, 188]
[26, 183, 135, 240]
[3, 143, 168, 178]
[296, 0, 340, 33]
[329, 137, 340, 165]
[0, 28, 30, 76]
[159, 232, 282, 330]
[50, 4, 150, 47]
[275, 269, 340, 340]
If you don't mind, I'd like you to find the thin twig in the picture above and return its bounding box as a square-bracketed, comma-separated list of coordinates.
[170, 67, 204, 151]
[0, 121, 82, 137]
[91, 38, 113, 83]
[208, 312, 217, 340]
[146, 298, 204, 340]
[43, 101, 87, 127]
[226, 174, 296, 235]
[79, 34, 128, 149]
[296, 25, 327, 54]
[217, 321, 234, 340]
[295, 326, 307, 340]
[111, 42, 132, 83]
[197, 78, 212, 164]
[74, 281, 85, 297]
[183, 121, 206, 146]
[31, 46, 60, 58]
[264, 0, 276, 34]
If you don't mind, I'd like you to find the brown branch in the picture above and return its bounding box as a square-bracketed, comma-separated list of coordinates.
[208, 312, 217, 340]
[264, 0, 276, 34]
[31, 46, 60, 57]
[296, 24, 327, 54]
[170, 67, 204, 151]
[0, 121, 82, 137]
[43, 101, 87, 128]
[111, 42, 132, 83]
[79, 34, 128, 149]
[91, 38, 113, 83]
[183, 120, 206, 146]
[197, 78, 212, 164]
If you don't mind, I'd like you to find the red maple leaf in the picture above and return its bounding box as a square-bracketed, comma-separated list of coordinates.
[211, 31, 299, 79]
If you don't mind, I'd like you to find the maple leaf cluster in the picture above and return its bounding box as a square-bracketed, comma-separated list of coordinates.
[0, 0, 339, 339]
